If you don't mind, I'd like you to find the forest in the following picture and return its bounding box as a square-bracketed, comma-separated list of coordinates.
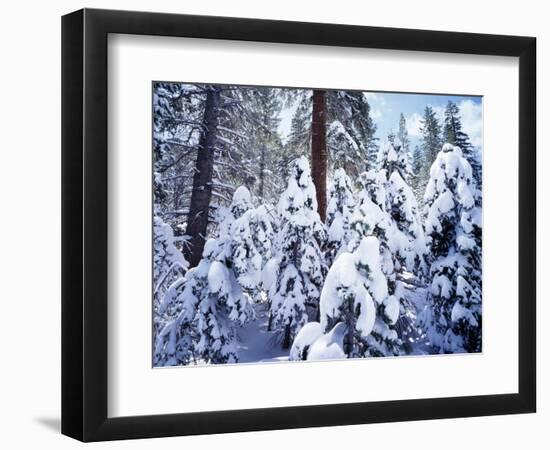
[152, 82, 483, 366]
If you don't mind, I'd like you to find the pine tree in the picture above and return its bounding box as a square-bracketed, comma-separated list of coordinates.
[419, 144, 482, 353]
[153, 272, 199, 366]
[155, 187, 267, 365]
[153, 216, 189, 323]
[386, 170, 428, 274]
[411, 144, 425, 204]
[325, 168, 355, 266]
[419, 105, 443, 184]
[153, 83, 283, 268]
[377, 138, 413, 183]
[153, 82, 206, 227]
[379, 139, 428, 274]
[327, 91, 378, 176]
[374, 139, 428, 349]
[193, 238, 252, 364]
[347, 170, 403, 355]
[286, 90, 378, 179]
[397, 113, 411, 160]
[243, 88, 284, 204]
[443, 101, 482, 201]
[268, 156, 327, 348]
[319, 236, 400, 357]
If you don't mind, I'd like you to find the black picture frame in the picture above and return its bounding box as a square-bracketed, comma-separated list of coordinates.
[61, 8, 536, 442]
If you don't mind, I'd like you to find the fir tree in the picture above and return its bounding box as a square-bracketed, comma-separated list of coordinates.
[411, 144, 426, 204]
[319, 236, 400, 357]
[419, 144, 482, 353]
[397, 113, 411, 159]
[286, 90, 379, 179]
[419, 105, 443, 184]
[156, 187, 267, 365]
[347, 170, 404, 355]
[443, 100, 482, 201]
[325, 168, 355, 266]
[376, 139, 428, 348]
[245, 88, 285, 204]
[327, 91, 378, 176]
[153, 216, 189, 327]
[268, 156, 327, 348]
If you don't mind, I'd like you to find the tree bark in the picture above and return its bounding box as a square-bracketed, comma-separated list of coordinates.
[344, 300, 356, 357]
[311, 89, 328, 222]
[184, 87, 220, 268]
[282, 322, 292, 350]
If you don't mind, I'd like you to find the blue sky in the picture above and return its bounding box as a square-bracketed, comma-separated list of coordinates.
[364, 91, 483, 150]
[278, 91, 483, 151]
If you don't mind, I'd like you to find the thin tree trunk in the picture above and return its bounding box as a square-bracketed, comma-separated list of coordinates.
[311, 89, 327, 222]
[282, 322, 292, 350]
[184, 87, 220, 267]
[344, 300, 355, 357]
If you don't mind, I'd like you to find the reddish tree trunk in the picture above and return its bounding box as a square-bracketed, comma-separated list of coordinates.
[311, 89, 327, 222]
[184, 87, 220, 268]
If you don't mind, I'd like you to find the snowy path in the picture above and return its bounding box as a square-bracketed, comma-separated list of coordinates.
[236, 303, 290, 364]
[401, 274, 434, 355]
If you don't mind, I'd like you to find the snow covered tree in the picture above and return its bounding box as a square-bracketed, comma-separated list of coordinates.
[153, 216, 189, 324]
[156, 187, 269, 365]
[289, 322, 323, 361]
[306, 322, 347, 360]
[348, 168, 415, 352]
[229, 195, 274, 300]
[347, 171, 405, 354]
[419, 105, 443, 187]
[327, 91, 379, 176]
[373, 138, 428, 348]
[153, 82, 205, 231]
[378, 139, 428, 273]
[250, 204, 276, 266]
[319, 236, 401, 357]
[397, 113, 411, 161]
[243, 88, 285, 204]
[325, 168, 355, 266]
[153, 83, 284, 268]
[286, 89, 378, 179]
[443, 101, 482, 201]
[268, 156, 327, 348]
[419, 144, 482, 353]
[386, 170, 428, 274]
[193, 238, 253, 364]
[377, 138, 413, 183]
[411, 144, 426, 204]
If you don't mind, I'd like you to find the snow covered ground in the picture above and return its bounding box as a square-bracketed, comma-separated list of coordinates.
[236, 302, 289, 364]
[232, 272, 432, 365]
[401, 276, 432, 356]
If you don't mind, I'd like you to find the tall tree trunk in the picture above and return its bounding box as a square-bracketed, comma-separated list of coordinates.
[311, 89, 327, 222]
[184, 87, 220, 267]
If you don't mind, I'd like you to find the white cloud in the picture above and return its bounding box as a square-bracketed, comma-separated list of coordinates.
[405, 112, 423, 138]
[458, 99, 483, 149]
[364, 92, 386, 122]
[430, 104, 445, 124]
[371, 108, 382, 120]
[363, 92, 385, 106]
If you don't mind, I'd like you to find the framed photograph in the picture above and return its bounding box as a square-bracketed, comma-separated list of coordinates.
[62, 8, 536, 442]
